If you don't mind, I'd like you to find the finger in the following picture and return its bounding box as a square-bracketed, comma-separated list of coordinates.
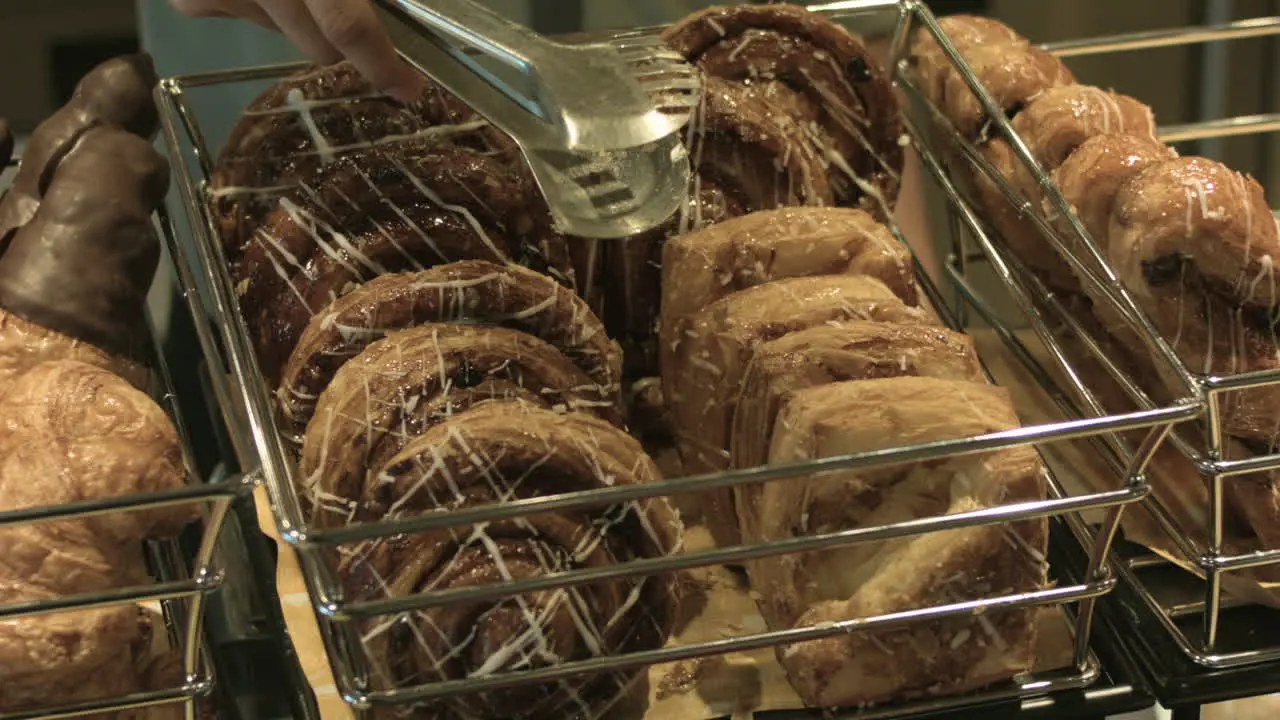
[260, 0, 345, 66]
[168, 0, 278, 30]
[302, 0, 426, 102]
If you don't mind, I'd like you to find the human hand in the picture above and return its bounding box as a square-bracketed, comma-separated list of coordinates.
[168, 0, 427, 101]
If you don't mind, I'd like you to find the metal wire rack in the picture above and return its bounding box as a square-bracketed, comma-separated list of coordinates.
[152, 0, 1204, 716]
[0, 152, 250, 719]
[893, 0, 1280, 698]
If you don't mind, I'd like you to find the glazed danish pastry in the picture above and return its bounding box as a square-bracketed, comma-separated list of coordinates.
[343, 401, 681, 719]
[278, 260, 622, 440]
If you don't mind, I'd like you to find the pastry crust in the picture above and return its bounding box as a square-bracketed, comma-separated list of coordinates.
[278, 260, 622, 440]
[299, 323, 622, 527]
[345, 400, 682, 719]
[664, 274, 933, 546]
[751, 376, 1046, 707]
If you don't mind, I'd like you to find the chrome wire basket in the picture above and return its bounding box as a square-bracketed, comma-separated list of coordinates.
[896, 2, 1280, 677]
[154, 1, 1201, 717]
[0, 153, 250, 719]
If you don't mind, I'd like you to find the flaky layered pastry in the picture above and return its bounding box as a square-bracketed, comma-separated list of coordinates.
[659, 207, 918, 383]
[664, 274, 933, 547]
[748, 376, 1046, 707]
[278, 259, 622, 441]
[299, 323, 622, 527]
[341, 401, 682, 719]
[0, 361, 192, 714]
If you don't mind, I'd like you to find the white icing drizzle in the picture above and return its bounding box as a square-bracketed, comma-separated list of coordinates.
[285, 87, 336, 165]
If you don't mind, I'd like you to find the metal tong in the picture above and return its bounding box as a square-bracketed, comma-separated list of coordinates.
[373, 0, 702, 239]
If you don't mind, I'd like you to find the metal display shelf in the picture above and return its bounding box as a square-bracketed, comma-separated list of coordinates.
[898, 4, 1280, 718]
[152, 1, 1200, 718]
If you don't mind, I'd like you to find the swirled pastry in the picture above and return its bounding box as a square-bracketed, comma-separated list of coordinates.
[344, 400, 682, 719]
[278, 260, 621, 440]
[234, 143, 571, 382]
[665, 3, 904, 214]
[660, 207, 918, 391]
[299, 323, 621, 527]
[211, 62, 511, 259]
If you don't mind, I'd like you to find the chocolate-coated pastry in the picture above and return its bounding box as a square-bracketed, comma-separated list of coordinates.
[0, 126, 168, 394]
[211, 62, 512, 260]
[750, 376, 1045, 708]
[731, 321, 983, 472]
[278, 260, 622, 440]
[660, 207, 918, 387]
[298, 323, 622, 526]
[0, 55, 158, 248]
[665, 3, 904, 214]
[912, 16, 1074, 139]
[978, 85, 1156, 292]
[344, 400, 681, 719]
[234, 143, 569, 382]
[664, 275, 934, 547]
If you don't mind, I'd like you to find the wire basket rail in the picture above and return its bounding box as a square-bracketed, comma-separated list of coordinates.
[0, 153, 251, 719]
[153, 1, 1201, 716]
[895, 0, 1280, 686]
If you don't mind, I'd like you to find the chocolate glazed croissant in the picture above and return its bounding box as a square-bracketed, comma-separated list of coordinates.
[912, 15, 1074, 140]
[0, 55, 159, 249]
[278, 260, 623, 440]
[665, 3, 904, 215]
[211, 62, 512, 260]
[342, 401, 682, 719]
[299, 323, 623, 527]
[234, 143, 572, 383]
[0, 125, 169, 396]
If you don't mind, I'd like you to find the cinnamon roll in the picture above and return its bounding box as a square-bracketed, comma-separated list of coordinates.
[664, 3, 904, 214]
[912, 15, 1074, 140]
[211, 62, 511, 260]
[751, 376, 1046, 707]
[278, 260, 622, 440]
[659, 207, 919, 390]
[234, 143, 570, 382]
[664, 274, 934, 547]
[343, 401, 681, 719]
[978, 85, 1156, 292]
[299, 323, 622, 527]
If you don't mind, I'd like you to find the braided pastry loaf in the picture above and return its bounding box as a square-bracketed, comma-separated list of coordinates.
[913, 17, 1280, 585]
